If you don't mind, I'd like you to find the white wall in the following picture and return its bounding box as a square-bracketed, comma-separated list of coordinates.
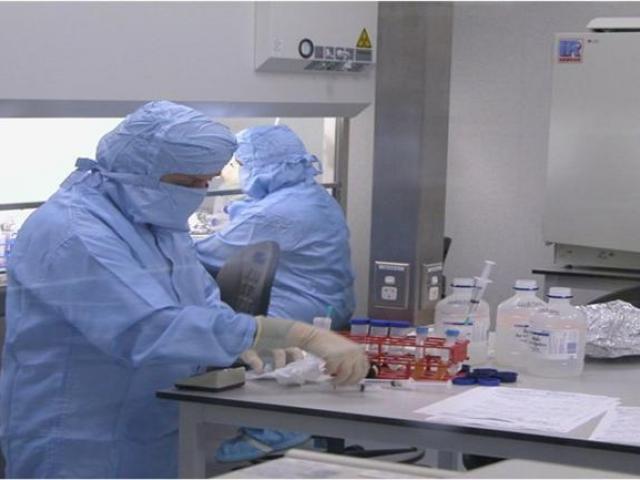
[0, 2, 375, 116]
[445, 2, 640, 316]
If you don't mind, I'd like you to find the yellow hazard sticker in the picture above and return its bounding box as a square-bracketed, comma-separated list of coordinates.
[356, 28, 372, 49]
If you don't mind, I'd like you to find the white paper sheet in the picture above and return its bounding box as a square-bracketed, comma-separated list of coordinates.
[590, 406, 640, 446]
[415, 387, 619, 434]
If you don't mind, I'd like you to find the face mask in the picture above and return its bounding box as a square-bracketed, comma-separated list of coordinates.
[73, 158, 208, 231]
[106, 179, 207, 231]
[159, 182, 208, 224]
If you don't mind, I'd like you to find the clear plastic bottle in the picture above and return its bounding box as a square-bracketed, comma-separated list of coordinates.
[527, 287, 587, 377]
[434, 278, 490, 365]
[495, 279, 547, 368]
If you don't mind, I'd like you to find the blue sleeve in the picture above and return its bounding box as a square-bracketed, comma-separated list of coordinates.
[196, 212, 302, 263]
[36, 235, 256, 368]
[195, 233, 236, 275]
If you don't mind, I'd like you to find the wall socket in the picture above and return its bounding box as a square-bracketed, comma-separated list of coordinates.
[420, 262, 443, 310]
[373, 261, 410, 309]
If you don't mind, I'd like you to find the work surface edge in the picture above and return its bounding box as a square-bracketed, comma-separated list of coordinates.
[156, 387, 640, 457]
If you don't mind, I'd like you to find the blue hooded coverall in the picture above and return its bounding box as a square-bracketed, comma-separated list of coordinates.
[0, 101, 256, 478]
[196, 125, 355, 330]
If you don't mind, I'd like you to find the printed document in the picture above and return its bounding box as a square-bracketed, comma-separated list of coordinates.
[590, 406, 640, 446]
[415, 387, 619, 434]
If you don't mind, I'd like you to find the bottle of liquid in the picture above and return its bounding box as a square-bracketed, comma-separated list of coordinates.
[527, 287, 587, 378]
[434, 278, 490, 365]
[495, 279, 547, 368]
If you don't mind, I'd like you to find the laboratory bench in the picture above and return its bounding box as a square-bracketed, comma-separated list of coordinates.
[158, 357, 640, 478]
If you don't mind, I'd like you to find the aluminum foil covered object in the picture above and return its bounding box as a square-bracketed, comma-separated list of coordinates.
[577, 301, 640, 358]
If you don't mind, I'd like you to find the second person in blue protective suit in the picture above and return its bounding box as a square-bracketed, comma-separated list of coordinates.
[196, 125, 356, 330]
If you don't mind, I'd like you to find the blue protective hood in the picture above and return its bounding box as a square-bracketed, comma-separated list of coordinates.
[73, 101, 237, 230]
[97, 100, 236, 177]
[235, 125, 321, 199]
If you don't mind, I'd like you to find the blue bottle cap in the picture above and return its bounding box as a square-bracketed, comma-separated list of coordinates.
[445, 329, 460, 337]
[370, 320, 390, 327]
[478, 377, 501, 387]
[388, 320, 411, 328]
[472, 368, 498, 378]
[460, 364, 471, 373]
[416, 326, 430, 335]
[453, 376, 477, 386]
[495, 371, 518, 383]
[350, 318, 370, 325]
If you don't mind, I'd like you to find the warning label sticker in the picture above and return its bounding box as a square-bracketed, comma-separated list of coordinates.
[356, 28, 372, 49]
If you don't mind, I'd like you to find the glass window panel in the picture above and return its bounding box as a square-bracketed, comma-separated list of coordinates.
[0, 118, 123, 205]
[0, 117, 338, 237]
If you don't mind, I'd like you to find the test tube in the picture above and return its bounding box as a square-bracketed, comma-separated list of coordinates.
[443, 328, 460, 369]
[349, 318, 370, 336]
[389, 320, 410, 338]
[415, 325, 429, 359]
[313, 316, 332, 330]
[369, 320, 390, 337]
[445, 328, 460, 346]
[369, 320, 390, 353]
[388, 320, 410, 355]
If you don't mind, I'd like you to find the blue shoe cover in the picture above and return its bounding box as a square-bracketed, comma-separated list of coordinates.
[215, 433, 269, 463]
[215, 429, 310, 463]
[242, 428, 310, 450]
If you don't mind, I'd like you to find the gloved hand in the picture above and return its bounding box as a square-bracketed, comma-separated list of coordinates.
[240, 347, 304, 373]
[248, 316, 369, 385]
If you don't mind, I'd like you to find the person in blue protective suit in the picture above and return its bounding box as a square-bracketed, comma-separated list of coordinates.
[195, 125, 356, 463]
[0, 102, 368, 478]
[196, 125, 355, 329]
